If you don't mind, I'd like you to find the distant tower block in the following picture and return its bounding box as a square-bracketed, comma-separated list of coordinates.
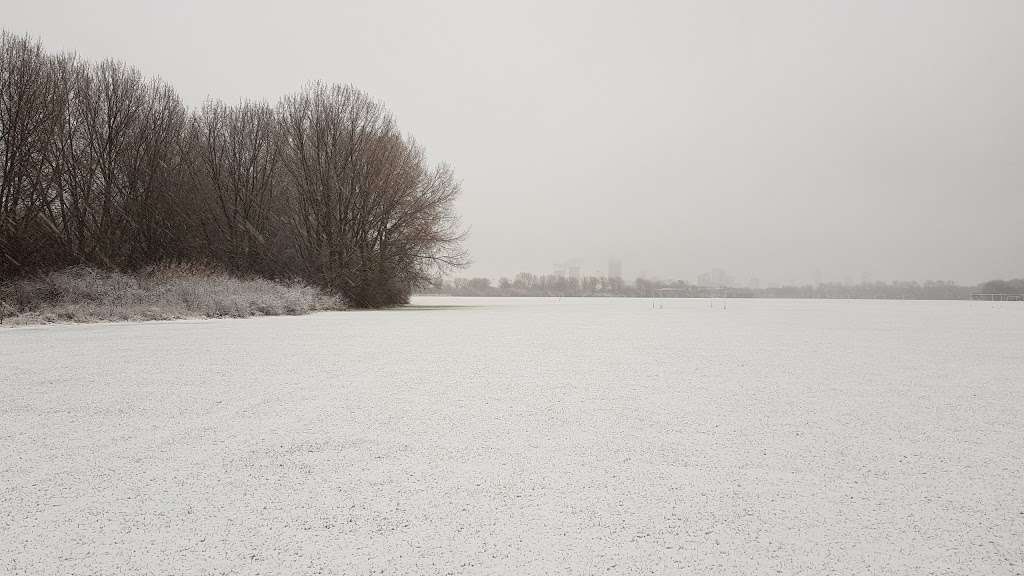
[608, 259, 622, 280]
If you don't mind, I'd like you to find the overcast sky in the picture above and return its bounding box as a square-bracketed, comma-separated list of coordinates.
[5, 0, 1022, 284]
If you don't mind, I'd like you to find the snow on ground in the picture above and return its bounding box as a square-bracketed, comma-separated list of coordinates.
[1, 297, 1023, 575]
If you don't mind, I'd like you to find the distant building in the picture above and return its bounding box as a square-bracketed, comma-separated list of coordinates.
[698, 268, 734, 288]
[555, 258, 583, 280]
[712, 268, 732, 287]
[608, 259, 622, 280]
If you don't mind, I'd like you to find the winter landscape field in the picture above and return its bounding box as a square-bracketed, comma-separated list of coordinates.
[2, 297, 1023, 575]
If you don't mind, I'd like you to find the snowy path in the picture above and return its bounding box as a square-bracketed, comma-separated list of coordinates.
[2, 298, 1023, 574]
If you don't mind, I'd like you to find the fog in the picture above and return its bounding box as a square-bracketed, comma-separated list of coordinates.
[6, 0, 1022, 284]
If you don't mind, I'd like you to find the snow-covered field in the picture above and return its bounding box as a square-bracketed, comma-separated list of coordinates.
[2, 297, 1023, 575]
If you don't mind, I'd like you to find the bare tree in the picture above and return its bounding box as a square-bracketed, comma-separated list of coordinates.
[49, 58, 184, 268]
[0, 32, 63, 273]
[276, 83, 387, 296]
[276, 82, 466, 306]
[180, 99, 278, 271]
[128, 79, 186, 264]
[353, 136, 467, 305]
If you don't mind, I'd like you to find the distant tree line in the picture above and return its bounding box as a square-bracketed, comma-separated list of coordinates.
[976, 279, 1024, 295]
[419, 274, 698, 298]
[422, 275, 1013, 301]
[756, 281, 973, 300]
[0, 32, 465, 307]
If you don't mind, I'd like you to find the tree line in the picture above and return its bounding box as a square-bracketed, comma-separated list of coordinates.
[0, 31, 465, 307]
[977, 279, 1024, 295]
[424, 275, 997, 300]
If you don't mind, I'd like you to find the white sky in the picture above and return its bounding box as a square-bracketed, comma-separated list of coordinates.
[5, 0, 1022, 284]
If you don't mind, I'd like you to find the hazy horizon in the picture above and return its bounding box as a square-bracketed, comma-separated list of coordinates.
[6, 0, 1022, 284]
